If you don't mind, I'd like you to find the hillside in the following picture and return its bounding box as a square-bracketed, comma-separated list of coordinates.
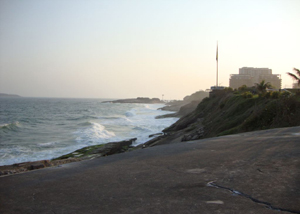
[160, 90, 209, 112]
[144, 89, 300, 146]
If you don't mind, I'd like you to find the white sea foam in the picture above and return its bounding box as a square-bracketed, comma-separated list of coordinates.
[37, 141, 60, 148]
[0, 99, 178, 166]
[0, 146, 33, 165]
[74, 122, 116, 146]
[0, 121, 20, 130]
[0, 124, 9, 128]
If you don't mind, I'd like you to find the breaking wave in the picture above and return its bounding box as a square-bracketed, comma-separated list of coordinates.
[75, 122, 116, 146]
[0, 121, 20, 132]
[0, 98, 179, 166]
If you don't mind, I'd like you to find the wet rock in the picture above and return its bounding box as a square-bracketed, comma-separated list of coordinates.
[90, 138, 136, 156]
[27, 162, 44, 170]
[149, 133, 163, 138]
[136, 136, 166, 149]
[55, 138, 137, 160]
[0, 138, 137, 177]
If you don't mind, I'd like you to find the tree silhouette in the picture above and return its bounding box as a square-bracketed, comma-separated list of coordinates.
[255, 80, 272, 93]
[287, 68, 300, 87]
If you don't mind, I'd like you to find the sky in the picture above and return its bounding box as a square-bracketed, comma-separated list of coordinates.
[0, 0, 299, 99]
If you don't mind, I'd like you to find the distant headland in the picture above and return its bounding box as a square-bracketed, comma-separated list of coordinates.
[103, 97, 164, 104]
[0, 93, 21, 98]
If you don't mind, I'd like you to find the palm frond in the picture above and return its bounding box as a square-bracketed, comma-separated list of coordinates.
[287, 72, 300, 81]
[255, 80, 271, 92]
[293, 68, 300, 77]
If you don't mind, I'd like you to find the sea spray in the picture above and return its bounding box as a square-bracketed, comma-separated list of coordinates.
[0, 98, 178, 165]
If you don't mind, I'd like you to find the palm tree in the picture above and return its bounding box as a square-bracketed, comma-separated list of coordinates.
[255, 80, 272, 93]
[287, 68, 300, 87]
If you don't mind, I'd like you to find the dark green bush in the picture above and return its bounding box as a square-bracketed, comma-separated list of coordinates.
[242, 91, 253, 98]
[279, 91, 291, 98]
[264, 92, 271, 98]
[271, 91, 280, 99]
[238, 85, 248, 91]
[224, 87, 233, 92]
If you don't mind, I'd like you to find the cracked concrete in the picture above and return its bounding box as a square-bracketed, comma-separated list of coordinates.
[0, 126, 299, 213]
[207, 182, 300, 213]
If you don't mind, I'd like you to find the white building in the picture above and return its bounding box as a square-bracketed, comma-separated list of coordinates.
[229, 67, 281, 89]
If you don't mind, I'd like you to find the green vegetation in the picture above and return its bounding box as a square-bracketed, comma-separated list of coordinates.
[255, 80, 272, 93]
[164, 89, 300, 139]
[53, 139, 136, 160]
[242, 91, 253, 98]
[206, 90, 300, 137]
[207, 91, 300, 136]
[53, 144, 105, 160]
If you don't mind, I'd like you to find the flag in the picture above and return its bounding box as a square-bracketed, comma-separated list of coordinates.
[216, 42, 218, 61]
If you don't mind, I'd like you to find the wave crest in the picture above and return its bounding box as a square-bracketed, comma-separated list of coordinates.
[0, 121, 20, 131]
[75, 122, 116, 145]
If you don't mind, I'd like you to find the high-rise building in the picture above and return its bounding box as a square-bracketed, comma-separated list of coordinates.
[229, 67, 281, 89]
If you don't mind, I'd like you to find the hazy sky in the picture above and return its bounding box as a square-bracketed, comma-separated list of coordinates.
[0, 0, 299, 99]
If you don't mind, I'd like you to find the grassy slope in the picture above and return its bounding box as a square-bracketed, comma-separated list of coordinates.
[163, 91, 300, 140]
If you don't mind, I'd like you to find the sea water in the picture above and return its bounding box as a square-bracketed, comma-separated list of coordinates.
[0, 98, 178, 166]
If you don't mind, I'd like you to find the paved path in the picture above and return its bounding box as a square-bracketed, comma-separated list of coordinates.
[1, 127, 300, 214]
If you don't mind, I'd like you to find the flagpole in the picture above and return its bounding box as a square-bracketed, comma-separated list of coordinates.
[216, 41, 218, 87]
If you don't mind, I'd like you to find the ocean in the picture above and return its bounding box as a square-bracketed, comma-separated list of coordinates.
[0, 98, 178, 166]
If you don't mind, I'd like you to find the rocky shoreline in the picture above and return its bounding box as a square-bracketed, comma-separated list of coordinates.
[0, 138, 138, 176]
[0, 93, 205, 177]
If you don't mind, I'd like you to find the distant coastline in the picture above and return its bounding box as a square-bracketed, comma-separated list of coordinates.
[103, 97, 164, 104]
[0, 93, 21, 98]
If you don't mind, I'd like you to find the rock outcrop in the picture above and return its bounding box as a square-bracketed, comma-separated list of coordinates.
[55, 138, 137, 160]
[0, 159, 80, 177]
[0, 138, 137, 176]
[181, 127, 205, 141]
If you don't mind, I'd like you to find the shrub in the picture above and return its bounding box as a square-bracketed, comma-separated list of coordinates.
[264, 92, 271, 98]
[242, 91, 253, 98]
[271, 91, 280, 99]
[279, 91, 291, 98]
[238, 85, 248, 92]
[224, 87, 233, 92]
